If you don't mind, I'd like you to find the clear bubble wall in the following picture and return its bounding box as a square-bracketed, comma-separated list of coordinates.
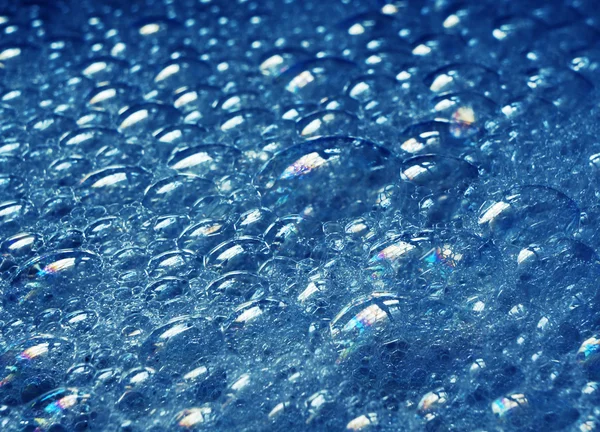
[0, 0, 599, 430]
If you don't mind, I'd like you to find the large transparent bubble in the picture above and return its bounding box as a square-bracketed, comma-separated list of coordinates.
[255, 136, 400, 222]
[0, 335, 75, 405]
[6, 249, 102, 311]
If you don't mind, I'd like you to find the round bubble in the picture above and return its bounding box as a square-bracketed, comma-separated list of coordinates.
[206, 271, 268, 306]
[167, 144, 241, 179]
[345, 74, 400, 104]
[1, 232, 43, 260]
[330, 292, 403, 363]
[234, 207, 275, 237]
[0, 335, 75, 405]
[95, 141, 145, 167]
[424, 63, 501, 100]
[491, 393, 530, 424]
[59, 127, 123, 155]
[263, 215, 322, 259]
[140, 315, 221, 372]
[118, 102, 181, 138]
[79, 165, 152, 206]
[396, 120, 474, 156]
[255, 136, 400, 221]
[0, 175, 24, 201]
[0, 199, 36, 234]
[21, 387, 103, 431]
[278, 58, 359, 101]
[147, 249, 198, 279]
[219, 108, 276, 141]
[48, 156, 93, 187]
[259, 48, 311, 78]
[578, 336, 600, 378]
[154, 59, 212, 91]
[143, 174, 216, 214]
[145, 277, 189, 303]
[80, 56, 129, 84]
[172, 405, 217, 430]
[296, 110, 358, 139]
[178, 219, 234, 256]
[401, 154, 478, 193]
[431, 92, 497, 139]
[149, 214, 190, 240]
[478, 185, 579, 246]
[204, 237, 271, 273]
[7, 249, 102, 311]
[336, 12, 395, 45]
[215, 91, 263, 114]
[154, 124, 209, 157]
[222, 298, 292, 354]
[171, 85, 221, 125]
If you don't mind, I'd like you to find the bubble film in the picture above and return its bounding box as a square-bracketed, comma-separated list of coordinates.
[0, 0, 599, 431]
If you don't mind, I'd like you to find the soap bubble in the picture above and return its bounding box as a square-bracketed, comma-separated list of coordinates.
[80, 56, 129, 84]
[87, 83, 142, 114]
[259, 48, 311, 78]
[61, 309, 98, 332]
[396, 120, 472, 156]
[219, 108, 276, 143]
[140, 315, 221, 373]
[424, 63, 501, 100]
[255, 136, 400, 222]
[345, 413, 379, 431]
[171, 85, 221, 125]
[0, 335, 75, 405]
[143, 174, 216, 214]
[337, 11, 395, 46]
[491, 393, 530, 425]
[401, 154, 478, 193]
[79, 166, 152, 205]
[234, 207, 275, 237]
[330, 292, 403, 363]
[7, 249, 102, 311]
[0, 199, 36, 234]
[417, 388, 448, 421]
[204, 237, 271, 273]
[167, 144, 241, 179]
[20, 387, 104, 431]
[478, 185, 579, 246]
[172, 405, 217, 430]
[154, 124, 209, 157]
[118, 102, 181, 138]
[296, 110, 359, 139]
[147, 249, 198, 279]
[206, 271, 268, 306]
[345, 74, 400, 104]
[59, 127, 123, 155]
[48, 156, 93, 187]
[145, 277, 188, 303]
[278, 58, 359, 101]
[215, 91, 263, 114]
[578, 336, 600, 378]
[263, 215, 321, 259]
[1, 232, 43, 260]
[153, 59, 212, 94]
[178, 218, 234, 256]
[525, 67, 593, 109]
[0, 175, 25, 201]
[400, 154, 479, 224]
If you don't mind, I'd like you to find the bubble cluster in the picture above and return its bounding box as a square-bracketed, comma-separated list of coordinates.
[0, 0, 599, 430]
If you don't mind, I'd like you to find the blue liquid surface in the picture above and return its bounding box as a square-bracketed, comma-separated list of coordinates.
[0, 0, 599, 430]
